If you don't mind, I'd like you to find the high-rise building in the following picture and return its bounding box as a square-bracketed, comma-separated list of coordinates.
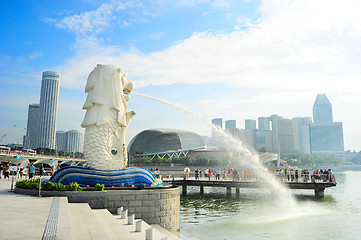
[292, 117, 312, 154]
[55, 131, 67, 152]
[258, 117, 270, 130]
[56, 130, 84, 153]
[254, 130, 273, 152]
[67, 130, 84, 153]
[270, 115, 296, 156]
[24, 104, 39, 149]
[38, 71, 60, 149]
[309, 123, 344, 154]
[313, 93, 333, 124]
[211, 118, 223, 138]
[245, 119, 256, 130]
[309, 94, 344, 157]
[225, 120, 236, 130]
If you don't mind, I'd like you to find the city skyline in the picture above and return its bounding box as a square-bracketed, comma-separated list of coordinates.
[1, 1, 361, 151]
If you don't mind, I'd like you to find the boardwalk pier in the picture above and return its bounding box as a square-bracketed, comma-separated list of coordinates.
[163, 179, 336, 198]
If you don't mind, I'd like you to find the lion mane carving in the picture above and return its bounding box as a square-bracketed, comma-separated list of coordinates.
[81, 64, 135, 170]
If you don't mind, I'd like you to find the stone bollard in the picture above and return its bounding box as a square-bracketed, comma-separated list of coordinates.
[146, 227, 153, 240]
[135, 219, 143, 232]
[121, 209, 128, 219]
[135, 220, 143, 232]
[128, 214, 135, 225]
[117, 207, 123, 215]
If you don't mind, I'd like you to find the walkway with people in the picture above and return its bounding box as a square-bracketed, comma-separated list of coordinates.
[163, 170, 337, 198]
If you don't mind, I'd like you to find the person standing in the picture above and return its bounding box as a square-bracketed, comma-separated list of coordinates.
[19, 163, 24, 179]
[51, 164, 56, 175]
[29, 163, 35, 179]
[0, 163, 3, 179]
[39, 164, 44, 177]
[195, 169, 199, 180]
[216, 169, 220, 180]
[184, 166, 190, 180]
[3, 163, 10, 181]
[155, 168, 160, 179]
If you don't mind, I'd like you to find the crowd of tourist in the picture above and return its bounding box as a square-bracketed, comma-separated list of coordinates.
[180, 167, 335, 183]
[0, 162, 59, 181]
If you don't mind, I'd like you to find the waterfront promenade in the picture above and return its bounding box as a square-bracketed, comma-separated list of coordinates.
[0, 179, 182, 240]
[0, 180, 53, 239]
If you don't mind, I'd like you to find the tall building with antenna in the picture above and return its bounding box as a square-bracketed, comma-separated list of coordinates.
[38, 71, 60, 149]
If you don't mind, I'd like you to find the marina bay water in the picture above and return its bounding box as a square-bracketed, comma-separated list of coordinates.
[180, 171, 360, 240]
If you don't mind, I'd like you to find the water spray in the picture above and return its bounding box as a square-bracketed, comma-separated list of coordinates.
[132, 92, 296, 207]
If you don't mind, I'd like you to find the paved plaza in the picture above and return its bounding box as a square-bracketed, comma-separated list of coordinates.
[0, 178, 52, 240]
[0, 177, 183, 240]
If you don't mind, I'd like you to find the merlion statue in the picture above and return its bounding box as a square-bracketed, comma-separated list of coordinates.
[81, 64, 135, 170]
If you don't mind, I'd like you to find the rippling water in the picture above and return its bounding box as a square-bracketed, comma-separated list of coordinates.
[180, 171, 361, 240]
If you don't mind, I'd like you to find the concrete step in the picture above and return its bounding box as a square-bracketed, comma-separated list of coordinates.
[92, 209, 141, 240]
[56, 197, 73, 240]
[151, 224, 181, 240]
[69, 203, 111, 240]
[113, 214, 181, 240]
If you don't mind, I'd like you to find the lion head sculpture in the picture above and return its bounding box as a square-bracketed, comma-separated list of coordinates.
[81, 64, 135, 170]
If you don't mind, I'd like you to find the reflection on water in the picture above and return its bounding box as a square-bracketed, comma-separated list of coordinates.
[180, 171, 361, 240]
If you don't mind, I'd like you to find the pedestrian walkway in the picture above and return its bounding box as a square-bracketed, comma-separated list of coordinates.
[0, 179, 183, 240]
[0, 180, 52, 239]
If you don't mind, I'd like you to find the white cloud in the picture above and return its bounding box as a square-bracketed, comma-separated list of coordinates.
[48, 0, 361, 150]
[55, 0, 361, 95]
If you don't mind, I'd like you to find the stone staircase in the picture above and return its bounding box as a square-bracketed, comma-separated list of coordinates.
[54, 197, 180, 240]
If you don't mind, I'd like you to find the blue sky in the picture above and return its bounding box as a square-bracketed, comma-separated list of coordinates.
[1, 0, 361, 151]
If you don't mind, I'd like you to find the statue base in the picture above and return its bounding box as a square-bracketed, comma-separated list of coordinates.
[49, 166, 155, 187]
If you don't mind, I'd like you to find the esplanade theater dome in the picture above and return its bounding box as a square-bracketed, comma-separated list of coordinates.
[128, 129, 206, 156]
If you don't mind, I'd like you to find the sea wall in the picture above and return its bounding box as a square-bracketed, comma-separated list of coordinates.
[15, 186, 180, 230]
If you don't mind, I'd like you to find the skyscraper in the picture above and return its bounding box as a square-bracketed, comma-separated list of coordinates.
[292, 117, 312, 154]
[258, 117, 270, 130]
[310, 93, 344, 157]
[245, 119, 257, 130]
[225, 120, 236, 130]
[313, 93, 333, 124]
[66, 130, 84, 153]
[55, 131, 67, 152]
[24, 104, 39, 149]
[38, 71, 60, 149]
[211, 118, 223, 138]
[309, 123, 344, 154]
[56, 130, 84, 153]
[270, 115, 296, 156]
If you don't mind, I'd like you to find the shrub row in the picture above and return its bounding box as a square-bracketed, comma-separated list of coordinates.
[15, 178, 105, 191]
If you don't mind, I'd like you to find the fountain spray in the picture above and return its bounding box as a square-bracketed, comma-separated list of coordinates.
[132, 92, 296, 207]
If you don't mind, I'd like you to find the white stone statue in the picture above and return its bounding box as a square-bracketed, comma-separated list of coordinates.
[81, 64, 135, 170]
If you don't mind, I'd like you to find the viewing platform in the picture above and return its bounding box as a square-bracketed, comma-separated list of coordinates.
[163, 178, 336, 198]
